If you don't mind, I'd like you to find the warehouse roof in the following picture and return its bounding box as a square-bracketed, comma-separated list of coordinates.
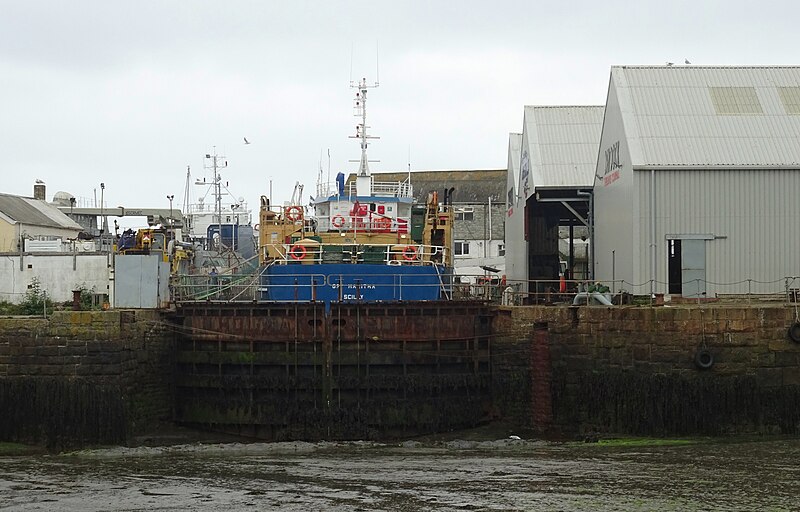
[522, 105, 604, 189]
[506, 133, 523, 206]
[611, 65, 800, 169]
[0, 193, 83, 230]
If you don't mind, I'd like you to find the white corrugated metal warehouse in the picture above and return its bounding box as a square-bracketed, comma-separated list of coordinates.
[593, 65, 800, 297]
[504, 133, 523, 286]
[505, 105, 604, 295]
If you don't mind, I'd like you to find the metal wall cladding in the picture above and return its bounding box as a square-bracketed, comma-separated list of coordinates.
[114, 254, 170, 308]
[633, 168, 800, 295]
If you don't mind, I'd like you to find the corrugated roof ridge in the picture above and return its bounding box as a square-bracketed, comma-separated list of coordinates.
[524, 105, 604, 109]
[0, 192, 34, 200]
[615, 65, 800, 70]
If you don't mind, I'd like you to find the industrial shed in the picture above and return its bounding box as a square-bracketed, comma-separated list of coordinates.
[593, 65, 800, 297]
[506, 105, 604, 294]
[0, 191, 82, 252]
[504, 133, 524, 287]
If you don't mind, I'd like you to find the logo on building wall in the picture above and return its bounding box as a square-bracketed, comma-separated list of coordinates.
[603, 141, 622, 186]
[520, 150, 530, 197]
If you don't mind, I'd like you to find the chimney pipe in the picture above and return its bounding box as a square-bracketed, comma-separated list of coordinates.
[33, 182, 46, 201]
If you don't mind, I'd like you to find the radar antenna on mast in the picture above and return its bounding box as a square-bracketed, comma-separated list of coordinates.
[348, 77, 380, 177]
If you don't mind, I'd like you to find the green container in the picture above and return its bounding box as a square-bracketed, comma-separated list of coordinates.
[361, 245, 387, 264]
[411, 205, 426, 243]
[321, 245, 346, 263]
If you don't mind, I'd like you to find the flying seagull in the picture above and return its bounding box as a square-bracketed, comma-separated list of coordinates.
[243, 137, 251, 145]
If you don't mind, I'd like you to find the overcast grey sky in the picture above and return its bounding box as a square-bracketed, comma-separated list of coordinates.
[2, 0, 798, 217]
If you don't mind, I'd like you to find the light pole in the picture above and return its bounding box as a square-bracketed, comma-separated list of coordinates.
[166, 195, 174, 229]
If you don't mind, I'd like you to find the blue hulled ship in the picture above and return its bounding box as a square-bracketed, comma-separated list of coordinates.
[257, 78, 454, 304]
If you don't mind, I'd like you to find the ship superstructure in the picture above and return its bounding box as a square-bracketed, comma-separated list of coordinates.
[258, 78, 454, 303]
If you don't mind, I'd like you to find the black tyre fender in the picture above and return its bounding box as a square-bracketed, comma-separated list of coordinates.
[694, 349, 714, 370]
[788, 322, 800, 343]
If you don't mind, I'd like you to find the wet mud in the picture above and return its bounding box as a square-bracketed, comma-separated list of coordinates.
[1, 437, 799, 511]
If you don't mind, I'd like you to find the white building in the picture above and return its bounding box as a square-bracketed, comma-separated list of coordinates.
[0, 186, 110, 304]
[504, 133, 524, 288]
[593, 65, 800, 297]
[0, 190, 82, 253]
[505, 106, 604, 295]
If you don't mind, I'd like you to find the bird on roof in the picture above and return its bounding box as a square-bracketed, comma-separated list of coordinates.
[685, 59, 691, 65]
[35, 179, 44, 183]
[666, 62, 674, 67]
[243, 137, 250, 145]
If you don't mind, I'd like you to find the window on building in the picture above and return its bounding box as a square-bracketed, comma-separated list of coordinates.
[498, 243, 505, 257]
[454, 207, 474, 221]
[454, 241, 470, 256]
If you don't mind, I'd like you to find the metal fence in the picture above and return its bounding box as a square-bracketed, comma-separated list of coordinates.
[171, 270, 800, 306]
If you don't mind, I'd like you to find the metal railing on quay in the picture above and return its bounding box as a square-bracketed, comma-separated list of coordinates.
[170, 271, 800, 307]
[495, 276, 800, 306]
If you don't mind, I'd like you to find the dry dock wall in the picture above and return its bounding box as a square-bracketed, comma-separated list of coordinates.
[0, 310, 173, 450]
[493, 305, 800, 436]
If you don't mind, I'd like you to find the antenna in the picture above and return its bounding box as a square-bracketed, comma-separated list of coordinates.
[349, 43, 354, 84]
[349, 77, 380, 176]
[407, 145, 411, 183]
[183, 165, 191, 220]
[202, 147, 226, 254]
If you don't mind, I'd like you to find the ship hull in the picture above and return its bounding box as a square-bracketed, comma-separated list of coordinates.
[260, 263, 449, 303]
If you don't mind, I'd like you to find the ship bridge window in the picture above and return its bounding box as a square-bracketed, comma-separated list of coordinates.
[455, 208, 474, 221]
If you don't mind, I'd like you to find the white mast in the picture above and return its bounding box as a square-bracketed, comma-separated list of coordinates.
[349, 77, 379, 196]
[201, 148, 226, 253]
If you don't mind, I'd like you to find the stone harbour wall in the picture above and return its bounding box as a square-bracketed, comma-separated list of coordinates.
[492, 304, 800, 436]
[0, 310, 174, 450]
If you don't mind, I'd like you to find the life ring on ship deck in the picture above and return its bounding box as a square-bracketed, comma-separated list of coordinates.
[289, 244, 307, 261]
[403, 245, 418, 261]
[694, 348, 715, 370]
[285, 205, 304, 221]
[788, 322, 800, 343]
[331, 215, 346, 228]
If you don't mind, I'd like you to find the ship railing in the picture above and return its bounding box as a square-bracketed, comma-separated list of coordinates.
[172, 271, 262, 302]
[315, 180, 413, 199]
[262, 242, 448, 266]
[173, 272, 800, 305]
[316, 215, 411, 233]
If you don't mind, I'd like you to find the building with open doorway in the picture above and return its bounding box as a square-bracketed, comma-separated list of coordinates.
[506, 105, 604, 296]
[593, 65, 800, 298]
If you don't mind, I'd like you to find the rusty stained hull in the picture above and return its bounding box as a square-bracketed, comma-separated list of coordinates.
[172, 302, 494, 440]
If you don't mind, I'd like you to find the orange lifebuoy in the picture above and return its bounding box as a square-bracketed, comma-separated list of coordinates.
[403, 245, 418, 261]
[331, 215, 346, 228]
[289, 244, 307, 260]
[285, 205, 303, 221]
